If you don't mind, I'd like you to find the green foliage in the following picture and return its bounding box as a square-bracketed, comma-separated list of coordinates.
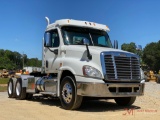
[0, 49, 41, 70]
[142, 41, 160, 72]
[26, 58, 41, 67]
[121, 42, 143, 63]
[121, 41, 160, 72]
[121, 42, 137, 53]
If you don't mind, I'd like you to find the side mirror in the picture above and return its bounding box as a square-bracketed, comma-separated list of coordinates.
[136, 45, 142, 51]
[44, 32, 51, 47]
[83, 38, 90, 45]
[114, 40, 118, 49]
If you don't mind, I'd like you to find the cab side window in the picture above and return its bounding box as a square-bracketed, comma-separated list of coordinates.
[51, 30, 60, 47]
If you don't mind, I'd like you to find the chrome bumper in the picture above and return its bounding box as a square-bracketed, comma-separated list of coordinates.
[76, 79, 145, 97]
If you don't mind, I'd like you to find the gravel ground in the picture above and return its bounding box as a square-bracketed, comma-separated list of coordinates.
[0, 82, 160, 120]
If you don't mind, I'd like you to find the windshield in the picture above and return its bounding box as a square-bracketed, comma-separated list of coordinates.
[61, 26, 113, 48]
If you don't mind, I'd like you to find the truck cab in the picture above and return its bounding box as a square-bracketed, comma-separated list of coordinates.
[8, 18, 145, 110]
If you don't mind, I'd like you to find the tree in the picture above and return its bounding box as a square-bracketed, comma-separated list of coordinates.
[142, 41, 160, 72]
[13, 51, 22, 69]
[26, 58, 41, 67]
[0, 49, 5, 57]
[121, 42, 143, 63]
[0, 49, 42, 70]
[0, 56, 16, 69]
[121, 42, 137, 53]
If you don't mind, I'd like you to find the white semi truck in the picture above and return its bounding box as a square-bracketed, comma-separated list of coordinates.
[7, 18, 145, 110]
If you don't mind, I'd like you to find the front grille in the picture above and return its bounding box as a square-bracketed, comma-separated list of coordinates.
[104, 54, 140, 80]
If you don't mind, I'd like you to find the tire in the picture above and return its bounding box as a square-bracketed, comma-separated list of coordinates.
[7, 79, 16, 98]
[115, 97, 136, 106]
[60, 76, 83, 110]
[15, 79, 27, 100]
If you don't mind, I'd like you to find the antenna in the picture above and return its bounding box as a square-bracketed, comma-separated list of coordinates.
[45, 17, 50, 25]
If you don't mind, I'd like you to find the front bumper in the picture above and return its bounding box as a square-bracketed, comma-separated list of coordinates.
[76, 76, 145, 97]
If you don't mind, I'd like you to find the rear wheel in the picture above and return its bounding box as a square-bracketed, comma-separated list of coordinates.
[8, 79, 16, 98]
[115, 97, 136, 106]
[15, 79, 26, 100]
[60, 76, 83, 110]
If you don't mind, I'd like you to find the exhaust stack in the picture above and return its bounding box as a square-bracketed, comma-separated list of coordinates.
[45, 17, 50, 25]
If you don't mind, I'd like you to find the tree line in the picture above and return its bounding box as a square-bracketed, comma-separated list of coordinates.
[0, 49, 41, 70]
[121, 41, 160, 72]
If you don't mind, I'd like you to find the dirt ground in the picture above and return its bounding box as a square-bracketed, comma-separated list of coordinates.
[0, 82, 160, 120]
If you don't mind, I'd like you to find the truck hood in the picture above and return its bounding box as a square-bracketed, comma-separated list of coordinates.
[62, 45, 138, 77]
[64, 45, 134, 55]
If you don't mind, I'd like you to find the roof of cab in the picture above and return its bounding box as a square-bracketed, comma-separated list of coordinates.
[46, 19, 110, 32]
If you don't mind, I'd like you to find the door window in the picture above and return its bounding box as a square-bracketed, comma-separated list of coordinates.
[45, 29, 60, 48]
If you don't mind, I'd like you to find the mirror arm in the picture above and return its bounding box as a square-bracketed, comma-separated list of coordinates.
[47, 47, 58, 55]
[86, 45, 92, 60]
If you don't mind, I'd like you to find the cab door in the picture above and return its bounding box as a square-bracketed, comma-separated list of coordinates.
[44, 29, 60, 73]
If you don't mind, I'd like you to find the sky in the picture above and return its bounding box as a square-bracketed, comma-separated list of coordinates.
[0, 0, 160, 60]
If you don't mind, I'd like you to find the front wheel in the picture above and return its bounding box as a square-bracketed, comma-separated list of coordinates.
[115, 97, 136, 106]
[60, 76, 83, 110]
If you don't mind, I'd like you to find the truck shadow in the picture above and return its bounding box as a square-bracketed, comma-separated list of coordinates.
[79, 100, 140, 112]
[28, 97, 140, 112]
[29, 97, 61, 107]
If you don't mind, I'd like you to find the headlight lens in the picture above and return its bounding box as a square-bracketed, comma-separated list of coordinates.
[140, 68, 145, 80]
[83, 65, 102, 78]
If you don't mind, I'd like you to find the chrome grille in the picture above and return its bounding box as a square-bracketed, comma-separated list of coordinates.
[104, 55, 115, 79]
[104, 54, 140, 80]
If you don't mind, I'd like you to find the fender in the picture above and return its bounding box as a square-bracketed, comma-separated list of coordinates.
[59, 66, 76, 75]
[20, 75, 35, 88]
[56, 66, 76, 97]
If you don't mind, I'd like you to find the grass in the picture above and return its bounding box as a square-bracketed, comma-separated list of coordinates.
[0, 78, 9, 84]
[0, 86, 7, 92]
[0, 78, 8, 92]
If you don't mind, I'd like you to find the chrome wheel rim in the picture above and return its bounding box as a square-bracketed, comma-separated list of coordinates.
[16, 82, 21, 96]
[62, 83, 72, 104]
[8, 82, 12, 94]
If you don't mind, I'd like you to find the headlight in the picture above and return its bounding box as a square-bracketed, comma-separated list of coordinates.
[140, 68, 145, 80]
[83, 65, 102, 78]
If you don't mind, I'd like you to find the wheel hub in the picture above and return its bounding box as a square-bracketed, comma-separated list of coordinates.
[62, 83, 72, 104]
